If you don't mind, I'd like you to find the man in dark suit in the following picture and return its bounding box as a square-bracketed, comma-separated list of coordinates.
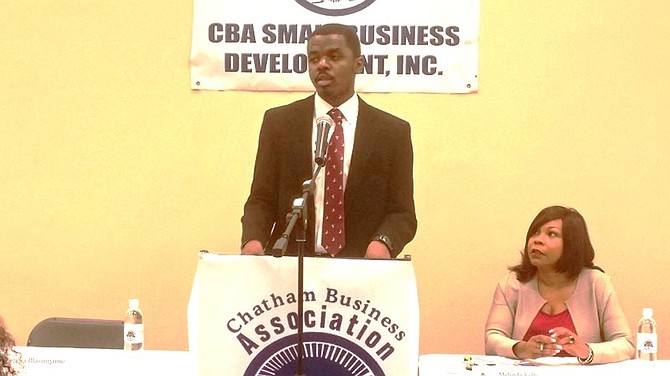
[241, 23, 416, 258]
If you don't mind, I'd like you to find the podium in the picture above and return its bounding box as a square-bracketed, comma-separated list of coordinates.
[188, 252, 419, 375]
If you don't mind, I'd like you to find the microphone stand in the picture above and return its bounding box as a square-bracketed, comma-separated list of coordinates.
[272, 163, 323, 376]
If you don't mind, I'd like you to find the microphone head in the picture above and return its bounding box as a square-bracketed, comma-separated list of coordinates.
[316, 115, 333, 128]
[314, 116, 333, 166]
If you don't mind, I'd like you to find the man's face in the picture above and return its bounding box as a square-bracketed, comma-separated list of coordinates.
[307, 34, 363, 106]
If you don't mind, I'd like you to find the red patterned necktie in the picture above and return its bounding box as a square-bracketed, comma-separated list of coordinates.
[322, 108, 345, 255]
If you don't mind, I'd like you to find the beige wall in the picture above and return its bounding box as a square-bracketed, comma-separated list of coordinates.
[2, 0, 669, 359]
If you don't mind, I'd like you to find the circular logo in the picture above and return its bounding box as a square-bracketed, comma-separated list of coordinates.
[294, 0, 376, 16]
[244, 332, 385, 375]
[643, 340, 655, 351]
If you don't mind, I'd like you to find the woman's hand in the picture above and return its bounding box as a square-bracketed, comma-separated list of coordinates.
[549, 327, 591, 359]
[512, 334, 561, 359]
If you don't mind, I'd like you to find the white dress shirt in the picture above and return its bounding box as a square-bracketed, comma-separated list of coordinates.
[312, 93, 359, 254]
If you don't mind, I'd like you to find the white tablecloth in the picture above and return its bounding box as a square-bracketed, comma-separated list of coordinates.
[12, 346, 193, 376]
[14, 348, 669, 375]
[419, 353, 670, 376]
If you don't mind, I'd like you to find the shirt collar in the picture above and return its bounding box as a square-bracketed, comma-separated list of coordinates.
[314, 93, 359, 123]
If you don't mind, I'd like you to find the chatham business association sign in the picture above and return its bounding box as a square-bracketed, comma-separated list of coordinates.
[190, 0, 480, 93]
[188, 254, 420, 375]
[239, 287, 404, 375]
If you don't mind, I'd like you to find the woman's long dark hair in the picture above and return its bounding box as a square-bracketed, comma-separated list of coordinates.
[1, 323, 18, 376]
[510, 206, 603, 282]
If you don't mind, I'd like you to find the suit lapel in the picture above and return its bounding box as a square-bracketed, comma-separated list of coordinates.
[289, 96, 316, 179]
[291, 96, 317, 237]
[347, 98, 376, 194]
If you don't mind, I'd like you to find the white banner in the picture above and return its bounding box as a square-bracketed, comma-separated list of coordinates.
[188, 253, 419, 375]
[190, 0, 480, 93]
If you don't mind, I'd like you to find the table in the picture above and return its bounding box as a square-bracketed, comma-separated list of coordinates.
[12, 346, 193, 376]
[14, 347, 669, 375]
[419, 354, 670, 376]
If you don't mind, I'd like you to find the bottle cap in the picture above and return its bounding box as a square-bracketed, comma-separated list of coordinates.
[642, 307, 653, 317]
[129, 298, 140, 309]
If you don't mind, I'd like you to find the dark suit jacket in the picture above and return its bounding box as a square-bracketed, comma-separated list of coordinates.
[241, 94, 417, 258]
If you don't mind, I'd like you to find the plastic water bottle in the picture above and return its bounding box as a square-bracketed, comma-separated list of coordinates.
[124, 298, 144, 351]
[636, 307, 657, 361]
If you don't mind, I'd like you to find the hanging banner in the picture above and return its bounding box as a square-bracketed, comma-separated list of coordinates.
[188, 253, 419, 375]
[190, 0, 480, 93]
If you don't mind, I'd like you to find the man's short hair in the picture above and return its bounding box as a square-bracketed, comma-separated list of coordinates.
[311, 23, 361, 57]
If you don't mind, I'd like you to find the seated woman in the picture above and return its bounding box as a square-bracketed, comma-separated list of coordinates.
[1, 317, 18, 376]
[484, 206, 635, 364]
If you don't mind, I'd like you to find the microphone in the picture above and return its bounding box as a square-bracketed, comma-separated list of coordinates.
[314, 116, 333, 167]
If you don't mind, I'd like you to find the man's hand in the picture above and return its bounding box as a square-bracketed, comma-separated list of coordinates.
[365, 241, 391, 259]
[241, 240, 264, 255]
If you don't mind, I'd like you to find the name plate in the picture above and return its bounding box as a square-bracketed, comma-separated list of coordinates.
[12, 346, 193, 376]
